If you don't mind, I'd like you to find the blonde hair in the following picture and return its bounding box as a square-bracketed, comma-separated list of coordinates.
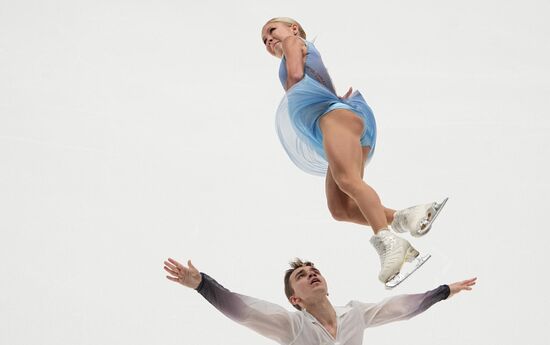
[262, 17, 307, 41]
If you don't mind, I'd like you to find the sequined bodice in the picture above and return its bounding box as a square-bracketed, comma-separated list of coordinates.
[278, 40, 336, 94]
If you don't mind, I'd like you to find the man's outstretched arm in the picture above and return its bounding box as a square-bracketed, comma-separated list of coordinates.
[359, 278, 477, 328]
[164, 258, 299, 344]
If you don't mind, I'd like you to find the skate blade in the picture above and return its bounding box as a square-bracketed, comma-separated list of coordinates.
[384, 254, 431, 289]
[417, 197, 449, 236]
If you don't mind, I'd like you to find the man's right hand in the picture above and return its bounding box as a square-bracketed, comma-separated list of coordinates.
[164, 258, 202, 289]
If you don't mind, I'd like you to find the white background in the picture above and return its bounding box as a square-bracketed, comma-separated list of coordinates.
[1, 1, 548, 344]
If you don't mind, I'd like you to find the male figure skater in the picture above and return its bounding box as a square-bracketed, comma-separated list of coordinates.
[163, 257, 476, 345]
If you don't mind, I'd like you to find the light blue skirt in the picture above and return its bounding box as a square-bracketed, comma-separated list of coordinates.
[276, 75, 377, 176]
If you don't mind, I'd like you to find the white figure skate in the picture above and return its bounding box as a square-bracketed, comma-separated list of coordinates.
[391, 198, 449, 237]
[370, 230, 431, 289]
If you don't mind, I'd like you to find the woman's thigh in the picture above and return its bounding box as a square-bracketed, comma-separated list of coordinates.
[322, 109, 371, 207]
[319, 109, 366, 182]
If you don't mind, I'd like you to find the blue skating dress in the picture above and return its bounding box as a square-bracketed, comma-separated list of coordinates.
[276, 40, 377, 176]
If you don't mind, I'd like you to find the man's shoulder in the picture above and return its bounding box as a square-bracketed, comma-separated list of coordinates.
[334, 301, 368, 316]
[341, 300, 378, 310]
[342, 300, 371, 306]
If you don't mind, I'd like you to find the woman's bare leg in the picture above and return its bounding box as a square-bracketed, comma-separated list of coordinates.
[325, 154, 395, 226]
[319, 109, 390, 234]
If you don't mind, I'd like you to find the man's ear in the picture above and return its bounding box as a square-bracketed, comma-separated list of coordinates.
[289, 295, 301, 307]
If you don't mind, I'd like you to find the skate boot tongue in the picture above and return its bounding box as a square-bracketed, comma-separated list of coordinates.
[371, 229, 396, 243]
[369, 229, 397, 259]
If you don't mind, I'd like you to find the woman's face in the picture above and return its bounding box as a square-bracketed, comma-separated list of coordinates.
[261, 21, 298, 58]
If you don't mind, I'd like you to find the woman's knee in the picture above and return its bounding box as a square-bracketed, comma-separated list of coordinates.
[332, 173, 363, 196]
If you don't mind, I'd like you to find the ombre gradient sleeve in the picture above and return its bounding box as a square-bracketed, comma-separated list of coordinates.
[196, 273, 301, 344]
[355, 285, 450, 328]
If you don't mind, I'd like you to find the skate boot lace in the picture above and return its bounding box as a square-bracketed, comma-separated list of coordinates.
[373, 235, 399, 267]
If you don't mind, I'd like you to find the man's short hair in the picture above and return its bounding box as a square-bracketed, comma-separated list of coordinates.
[284, 258, 315, 310]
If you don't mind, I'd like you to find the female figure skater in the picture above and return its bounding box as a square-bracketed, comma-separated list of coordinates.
[261, 18, 448, 287]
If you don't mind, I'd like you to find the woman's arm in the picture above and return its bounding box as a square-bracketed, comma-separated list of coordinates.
[281, 36, 306, 90]
[164, 258, 300, 344]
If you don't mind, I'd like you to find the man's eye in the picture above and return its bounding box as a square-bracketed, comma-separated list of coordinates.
[270, 27, 275, 33]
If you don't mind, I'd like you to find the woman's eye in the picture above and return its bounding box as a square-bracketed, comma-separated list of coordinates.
[270, 27, 275, 33]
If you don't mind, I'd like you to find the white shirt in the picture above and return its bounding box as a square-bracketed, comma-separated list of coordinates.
[196, 273, 450, 345]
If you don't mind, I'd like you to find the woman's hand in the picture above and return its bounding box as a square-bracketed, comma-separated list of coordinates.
[448, 277, 477, 298]
[164, 258, 202, 289]
[340, 87, 353, 99]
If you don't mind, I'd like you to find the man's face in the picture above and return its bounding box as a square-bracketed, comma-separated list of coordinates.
[289, 265, 328, 308]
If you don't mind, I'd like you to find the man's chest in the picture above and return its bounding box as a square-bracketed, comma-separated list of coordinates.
[294, 314, 364, 345]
